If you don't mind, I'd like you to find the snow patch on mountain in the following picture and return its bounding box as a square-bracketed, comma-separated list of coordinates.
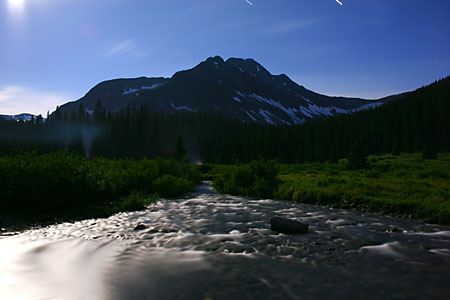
[299, 105, 313, 118]
[170, 102, 196, 112]
[122, 88, 139, 95]
[246, 93, 303, 124]
[0, 114, 37, 122]
[236, 91, 246, 98]
[258, 109, 276, 125]
[352, 102, 383, 111]
[141, 84, 161, 90]
[241, 108, 256, 122]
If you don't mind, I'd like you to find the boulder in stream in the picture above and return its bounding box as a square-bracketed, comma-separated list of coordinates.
[270, 217, 308, 234]
[134, 224, 147, 231]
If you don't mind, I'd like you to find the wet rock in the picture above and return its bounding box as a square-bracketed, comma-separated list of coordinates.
[134, 224, 147, 231]
[270, 217, 308, 234]
[387, 226, 399, 233]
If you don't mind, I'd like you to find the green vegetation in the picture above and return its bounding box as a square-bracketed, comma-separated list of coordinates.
[212, 160, 279, 198]
[275, 153, 450, 225]
[209, 153, 450, 225]
[0, 150, 201, 230]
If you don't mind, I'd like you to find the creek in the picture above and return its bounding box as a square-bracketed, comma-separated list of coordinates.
[1, 182, 449, 299]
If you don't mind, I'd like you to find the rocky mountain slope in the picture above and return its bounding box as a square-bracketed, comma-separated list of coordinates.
[58, 56, 401, 125]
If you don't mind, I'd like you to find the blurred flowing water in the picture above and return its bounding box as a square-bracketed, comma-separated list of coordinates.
[1, 182, 449, 300]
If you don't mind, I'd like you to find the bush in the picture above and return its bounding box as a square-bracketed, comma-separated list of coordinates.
[0, 150, 200, 216]
[212, 160, 279, 198]
[346, 142, 369, 170]
[152, 174, 193, 198]
[113, 192, 157, 213]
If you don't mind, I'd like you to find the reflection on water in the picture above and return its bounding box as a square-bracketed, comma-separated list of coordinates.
[1, 182, 449, 299]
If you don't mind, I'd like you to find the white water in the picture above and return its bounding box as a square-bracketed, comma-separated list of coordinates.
[1, 182, 449, 299]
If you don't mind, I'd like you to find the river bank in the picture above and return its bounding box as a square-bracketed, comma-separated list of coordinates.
[210, 153, 450, 225]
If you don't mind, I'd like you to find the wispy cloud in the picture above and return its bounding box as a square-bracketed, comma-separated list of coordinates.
[106, 39, 149, 59]
[0, 85, 69, 116]
[376, 6, 388, 18]
[430, 26, 443, 38]
[244, 0, 253, 6]
[261, 18, 325, 35]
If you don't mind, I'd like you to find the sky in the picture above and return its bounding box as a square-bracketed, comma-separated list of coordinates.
[0, 0, 449, 116]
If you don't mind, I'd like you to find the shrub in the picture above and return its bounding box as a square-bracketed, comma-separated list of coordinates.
[346, 142, 369, 170]
[212, 159, 279, 198]
[0, 150, 201, 216]
[152, 174, 193, 198]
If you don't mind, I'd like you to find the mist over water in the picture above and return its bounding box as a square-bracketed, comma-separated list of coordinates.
[1, 182, 449, 299]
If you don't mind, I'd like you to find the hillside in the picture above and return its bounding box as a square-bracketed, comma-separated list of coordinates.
[57, 56, 399, 125]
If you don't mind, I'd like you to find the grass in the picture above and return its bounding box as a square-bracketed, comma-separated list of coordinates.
[0, 150, 202, 232]
[275, 153, 450, 225]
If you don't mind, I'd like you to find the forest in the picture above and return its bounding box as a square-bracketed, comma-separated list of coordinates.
[1, 77, 448, 163]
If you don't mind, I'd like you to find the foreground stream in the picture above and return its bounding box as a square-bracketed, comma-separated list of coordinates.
[1, 182, 449, 300]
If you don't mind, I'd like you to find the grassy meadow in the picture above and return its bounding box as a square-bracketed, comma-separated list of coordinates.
[210, 153, 450, 225]
[277, 153, 450, 224]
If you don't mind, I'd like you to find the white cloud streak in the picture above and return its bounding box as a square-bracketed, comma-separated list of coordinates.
[244, 0, 253, 5]
[262, 18, 325, 35]
[0, 86, 69, 116]
[430, 26, 443, 38]
[336, 0, 343, 5]
[106, 39, 149, 58]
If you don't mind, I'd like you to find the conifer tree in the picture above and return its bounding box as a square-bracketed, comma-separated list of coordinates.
[172, 136, 188, 162]
[346, 141, 368, 170]
[422, 143, 437, 159]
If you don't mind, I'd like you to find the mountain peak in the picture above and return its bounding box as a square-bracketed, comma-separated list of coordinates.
[57, 56, 392, 125]
[225, 57, 270, 77]
[206, 56, 225, 63]
[204, 56, 225, 67]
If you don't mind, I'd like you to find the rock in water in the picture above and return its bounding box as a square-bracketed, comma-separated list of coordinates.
[270, 217, 308, 234]
[134, 224, 147, 231]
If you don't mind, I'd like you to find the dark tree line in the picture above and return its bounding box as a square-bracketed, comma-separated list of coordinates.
[0, 77, 448, 163]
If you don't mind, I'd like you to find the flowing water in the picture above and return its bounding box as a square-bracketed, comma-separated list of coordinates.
[1, 182, 449, 300]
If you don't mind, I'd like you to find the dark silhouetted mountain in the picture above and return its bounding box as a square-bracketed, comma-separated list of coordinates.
[58, 56, 403, 124]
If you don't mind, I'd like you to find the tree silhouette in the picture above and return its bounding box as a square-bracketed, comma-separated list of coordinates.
[172, 136, 188, 162]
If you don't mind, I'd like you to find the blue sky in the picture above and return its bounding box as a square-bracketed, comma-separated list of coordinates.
[0, 0, 449, 115]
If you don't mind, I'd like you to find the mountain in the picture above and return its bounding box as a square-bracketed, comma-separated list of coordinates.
[0, 113, 37, 122]
[58, 56, 402, 125]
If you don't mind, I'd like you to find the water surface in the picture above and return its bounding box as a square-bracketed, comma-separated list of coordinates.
[1, 182, 449, 299]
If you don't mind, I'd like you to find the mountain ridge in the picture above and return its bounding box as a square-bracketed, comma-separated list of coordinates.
[57, 56, 403, 125]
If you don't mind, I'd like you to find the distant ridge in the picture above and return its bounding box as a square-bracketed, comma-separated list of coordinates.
[57, 56, 403, 125]
[0, 113, 37, 122]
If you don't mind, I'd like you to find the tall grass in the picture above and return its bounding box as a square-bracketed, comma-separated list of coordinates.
[0, 150, 201, 217]
[275, 153, 450, 224]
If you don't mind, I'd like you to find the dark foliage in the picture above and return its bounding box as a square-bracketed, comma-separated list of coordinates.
[172, 136, 188, 162]
[422, 143, 437, 159]
[212, 160, 279, 198]
[0, 151, 201, 215]
[346, 142, 369, 170]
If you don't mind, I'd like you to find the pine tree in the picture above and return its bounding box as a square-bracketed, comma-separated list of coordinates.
[392, 141, 400, 156]
[172, 136, 188, 162]
[422, 143, 437, 159]
[328, 146, 338, 163]
[346, 141, 368, 170]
